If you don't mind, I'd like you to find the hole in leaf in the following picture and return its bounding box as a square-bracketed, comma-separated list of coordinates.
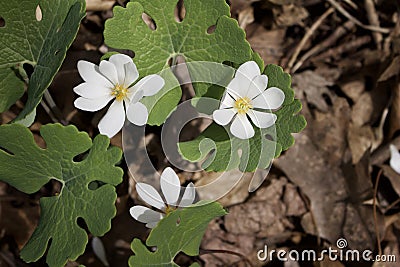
[207, 25, 216, 34]
[77, 217, 89, 233]
[88, 180, 106, 191]
[174, 0, 186, 22]
[40, 179, 63, 197]
[142, 13, 156, 31]
[167, 57, 173, 67]
[0, 17, 5, 27]
[35, 5, 43, 22]
[264, 134, 274, 141]
[54, 50, 60, 56]
[23, 63, 34, 79]
[0, 146, 14, 156]
[50, 179, 63, 196]
[73, 149, 89, 162]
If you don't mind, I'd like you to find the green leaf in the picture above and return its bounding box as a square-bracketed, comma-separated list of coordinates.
[0, 0, 85, 123]
[129, 201, 227, 267]
[178, 123, 277, 172]
[178, 64, 306, 172]
[104, 0, 252, 125]
[0, 124, 123, 267]
[0, 67, 25, 112]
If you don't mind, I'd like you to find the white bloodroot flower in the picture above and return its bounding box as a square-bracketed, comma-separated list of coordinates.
[130, 167, 196, 228]
[73, 54, 165, 138]
[389, 144, 400, 174]
[213, 61, 285, 140]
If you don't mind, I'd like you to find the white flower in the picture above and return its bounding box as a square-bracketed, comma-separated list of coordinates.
[73, 54, 165, 138]
[390, 144, 400, 174]
[212, 61, 285, 140]
[129, 167, 196, 228]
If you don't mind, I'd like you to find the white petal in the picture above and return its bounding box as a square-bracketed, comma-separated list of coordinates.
[248, 110, 277, 129]
[226, 77, 247, 100]
[77, 60, 113, 87]
[213, 109, 236, 126]
[220, 92, 235, 109]
[130, 89, 145, 104]
[230, 113, 255, 139]
[129, 205, 163, 224]
[390, 145, 400, 174]
[136, 183, 165, 210]
[146, 219, 163, 229]
[98, 101, 125, 138]
[126, 102, 148, 126]
[73, 82, 110, 98]
[252, 87, 285, 110]
[123, 61, 140, 87]
[99, 60, 118, 85]
[74, 95, 113, 112]
[133, 74, 165, 97]
[109, 54, 139, 86]
[160, 167, 181, 206]
[235, 61, 260, 85]
[246, 75, 268, 100]
[179, 182, 195, 207]
[92, 237, 109, 267]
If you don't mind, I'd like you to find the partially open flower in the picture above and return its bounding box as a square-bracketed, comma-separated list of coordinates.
[213, 61, 285, 139]
[129, 167, 196, 228]
[73, 54, 164, 138]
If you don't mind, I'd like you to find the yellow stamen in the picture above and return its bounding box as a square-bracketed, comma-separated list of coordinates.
[111, 84, 128, 102]
[165, 205, 177, 215]
[234, 97, 252, 114]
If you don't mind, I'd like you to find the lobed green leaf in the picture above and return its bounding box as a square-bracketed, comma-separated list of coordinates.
[0, 124, 123, 267]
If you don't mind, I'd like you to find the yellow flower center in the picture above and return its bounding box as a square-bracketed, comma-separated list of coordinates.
[234, 97, 252, 114]
[111, 84, 128, 102]
[165, 205, 177, 215]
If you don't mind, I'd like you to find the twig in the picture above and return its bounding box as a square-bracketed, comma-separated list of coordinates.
[43, 90, 67, 125]
[373, 169, 383, 257]
[292, 20, 355, 73]
[286, 7, 335, 73]
[326, 0, 390, 34]
[364, 0, 382, 48]
[200, 248, 254, 267]
[384, 197, 400, 214]
[312, 35, 372, 61]
[40, 99, 59, 124]
[343, 0, 358, 10]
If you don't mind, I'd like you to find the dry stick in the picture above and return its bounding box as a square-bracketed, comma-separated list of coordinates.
[364, 0, 382, 49]
[43, 90, 67, 125]
[373, 169, 383, 257]
[312, 35, 372, 61]
[384, 197, 400, 214]
[326, 0, 390, 34]
[286, 7, 335, 73]
[292, 20, 355, 73]
[200, 249, 254, 267]
[343, 0, 358, 10]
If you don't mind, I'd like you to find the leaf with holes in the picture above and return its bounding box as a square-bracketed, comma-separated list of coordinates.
[0, 0, 85, 123]
[0, 123, 123, 267]
[129, 201, 227, 267]
[178, 64, 307, 172]
[104, 0, 252, 125]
